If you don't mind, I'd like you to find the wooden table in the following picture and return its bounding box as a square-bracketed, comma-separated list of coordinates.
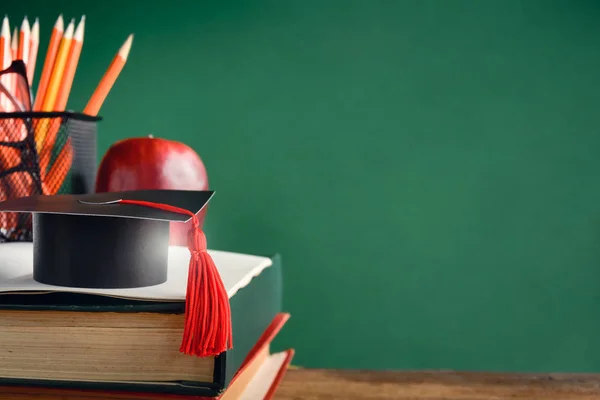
[275, 369, 600, 399]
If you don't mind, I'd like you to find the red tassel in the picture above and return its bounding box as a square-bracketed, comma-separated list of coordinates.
[118, 199, 232, 357]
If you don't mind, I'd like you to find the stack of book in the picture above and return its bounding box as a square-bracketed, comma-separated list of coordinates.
[0, 242, 293, 399]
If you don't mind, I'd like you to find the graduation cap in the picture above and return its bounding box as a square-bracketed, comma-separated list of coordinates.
[0, 189, 232, 358]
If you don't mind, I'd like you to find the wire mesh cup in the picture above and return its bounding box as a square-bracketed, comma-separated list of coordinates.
[0, 111, 100, 242]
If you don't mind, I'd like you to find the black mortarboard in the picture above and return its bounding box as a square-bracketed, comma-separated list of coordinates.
[0, 189, 232, 358]
[0, 189, 212, 288]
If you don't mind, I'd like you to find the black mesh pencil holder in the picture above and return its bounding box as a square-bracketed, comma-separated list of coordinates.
[0, 111, 101, 242]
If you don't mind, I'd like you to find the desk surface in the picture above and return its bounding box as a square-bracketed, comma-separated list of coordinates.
[275, 369, 600, 399]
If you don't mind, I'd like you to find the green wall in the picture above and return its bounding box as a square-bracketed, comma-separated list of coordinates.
[8, 0, 600, 372]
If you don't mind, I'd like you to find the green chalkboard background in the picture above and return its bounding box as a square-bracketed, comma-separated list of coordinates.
[6, 0, 600, 372]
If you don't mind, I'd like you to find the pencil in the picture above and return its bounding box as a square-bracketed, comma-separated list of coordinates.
[35, 19, 75, 159]
[17, 17, 30, 65]
[33, 14, 63, 111]
[35, 19, 73, 153]
[40, 18, 73, 111]
[52, 32, 133, 194]
[35, 17, 72, 155]
[0, 17, 7, 69]
[0, 18, 12, 112]
[0, 16, 10, 111]
[83, 33, 133, 116]
[54, 15, 84, 111]
[27, 17, 39, 85]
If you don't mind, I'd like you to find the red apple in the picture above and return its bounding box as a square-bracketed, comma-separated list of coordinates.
[95, 135, 209, 245]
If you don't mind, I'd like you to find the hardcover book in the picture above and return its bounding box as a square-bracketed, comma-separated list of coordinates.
[0, 313, 294, 399]
[0, 242, 283, 398]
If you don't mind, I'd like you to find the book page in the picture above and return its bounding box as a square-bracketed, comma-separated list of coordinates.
[240, 352, 290, 400]
[0, 242, 272, 301]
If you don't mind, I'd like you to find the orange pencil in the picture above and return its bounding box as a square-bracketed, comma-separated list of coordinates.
[17, 17, 30, 65]
[33, 14, 63, 111]
[34, 19, 73, 153]
[0, 16, 10, 111]
[0, 19, 5, 74]
[40, 18, 73, 111]
[83, 34, 133, 116]
[0, 17, 8, 70]
[52, 34, 133, 193]
[27, 17, 39, 85]
[54, 16, 84, 111]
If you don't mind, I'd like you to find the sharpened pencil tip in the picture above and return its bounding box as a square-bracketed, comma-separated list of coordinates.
[1, 16, 9, 37]
[74, 15, 85, 41]
[21, 16, 30, 30]
[55, 14, 64, 32]
[62, 18, 75, 39]
[118, 34, 134, 59]
[31, 17, 39, 39]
